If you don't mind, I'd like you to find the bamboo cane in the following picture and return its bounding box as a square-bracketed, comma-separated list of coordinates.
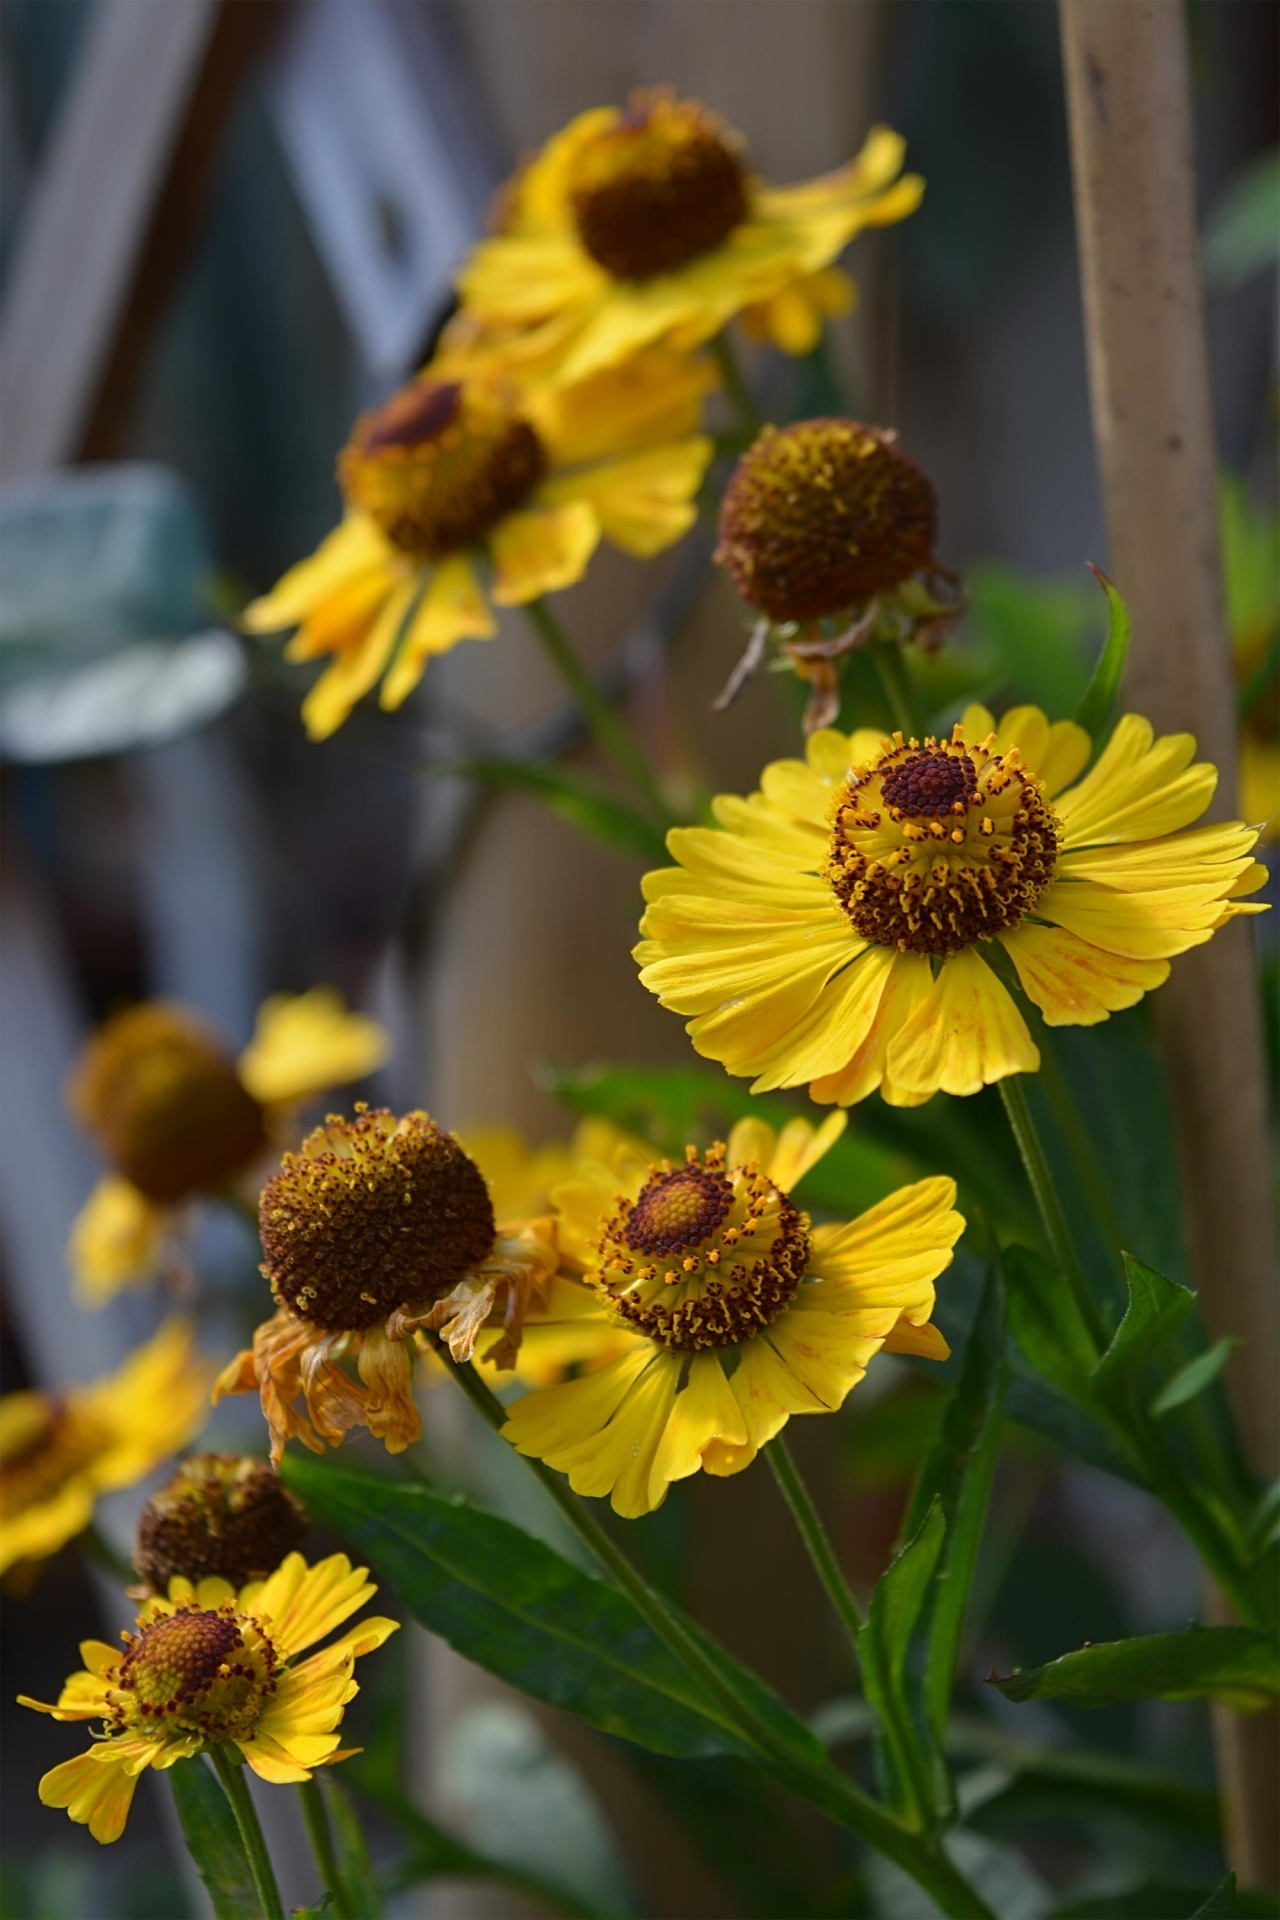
[1059, 1, 1278, 1891]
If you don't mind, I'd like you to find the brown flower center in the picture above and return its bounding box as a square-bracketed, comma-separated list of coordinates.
[69, 1003, 265, 1204]
[592, 1146, 810, 1351]
[717, 420, 937, 624]
[826, 731, 1059, 956]
[135, 1454, 308, 1593]
[566, 91, 749, 280]
[339, 378, 545, 561]
[119, 1605, 278, 1740]
[260, 1107, 496, 1333]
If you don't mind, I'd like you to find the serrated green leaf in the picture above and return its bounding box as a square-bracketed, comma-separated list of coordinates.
[988, 1623, 1278, 1711]
[282, 1455, 823, 1771]
[1074, 568, 1130, 742]
[1091, 1255, 1197, 1399]
[905, 1253, 1008, 1746]
[168, 1756, 260, 1920]
[1150, 1338, 1240, 1418]
[441, 758, 669, 864]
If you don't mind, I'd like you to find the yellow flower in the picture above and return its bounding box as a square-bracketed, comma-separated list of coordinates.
[635, 705, 1268, 1107]
[0, 1319, 211, 1577]
[241, 350, 715, 741]
[502, 1115, 959, 1517]
[20, 1552, 398, 1842]
[68, 990, 388, 1307]
[450, 91, 923, 389]
[215, 1107, 557, 1463]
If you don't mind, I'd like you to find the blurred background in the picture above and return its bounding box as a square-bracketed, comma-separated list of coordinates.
[1, 3, 1275, 1915]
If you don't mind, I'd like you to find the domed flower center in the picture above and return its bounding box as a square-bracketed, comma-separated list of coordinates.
[0, 1396, 108, 1523]
[566, 92, 749, 280]
[136, 1454, 308, 1593]
[70, 1005, 265, 1204]
[717, 420, 937, 625]
[593, 1145, 810, 1351]
[339, 377, 546, 561]
[119, 1606, 278, 1740]
[827, 731, 1059, 956]
[260, 1106, 497, 1333]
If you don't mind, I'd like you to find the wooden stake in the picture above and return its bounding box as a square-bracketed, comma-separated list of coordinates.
[1060, 0, 1278, 1891]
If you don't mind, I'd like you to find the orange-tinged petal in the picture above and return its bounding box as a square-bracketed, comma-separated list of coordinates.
[300, 575, 419, 742]
[1000, 921, 1169, 1026]
[883, 948, 1038, 1101]
[242, 515, 394, 633]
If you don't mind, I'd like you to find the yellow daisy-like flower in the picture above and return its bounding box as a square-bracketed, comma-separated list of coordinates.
[20, 1552, 398, 1842]
[68, 989, 388, 1307]
[450, 91, 923, 389]
[502, 1114, 959, 1516]
[0, 1319, 211, 1577]
[241, 349, 715, 741]
[215, 1107, 557, 1463]
[634, 704, 1268, 1107]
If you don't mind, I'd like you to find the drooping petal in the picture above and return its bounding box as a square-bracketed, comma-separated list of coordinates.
[237, 988, 389, 1109]
[809, 948, 932, 1107]
[883, 948, 1038, 1101]
[488, 501, 601, 605]
[882, 1317, 951, 1360]
[648, 1354, 748, 1505]
[242, 515, 395, 633]
[354, 1328, 421, 1454]
[39, 1749, 139, 1843]
[536, 437, 713, 557]
[380, 553, 497, 710]
[1000, 921, 1169, 1026]
[300, 575, 419, 742]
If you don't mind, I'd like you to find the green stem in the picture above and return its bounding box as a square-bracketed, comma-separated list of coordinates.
[209, 1744, 286, 1920]
[1032, 1030, 1127, 1274]
[298, 1777, 353, 1920]
[82, 1520, 135, 1586]
[711, 330, 764, 436]
[999, 1074, 1108, 1352]
[436, 1347, 994, 1920]
[524, 598, 670, 826]
[868, 638, 919, 738]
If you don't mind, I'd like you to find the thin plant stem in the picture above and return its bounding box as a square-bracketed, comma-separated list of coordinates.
[209, 1744, 286, 1920]
[868, 637, 920, 738]
[1032, 1030, 1127, 1274]
[999, 1074, 1108, 1351]
[524, 597, 669, 825]
[298, 1777, 353, 1920]
[434, 1344, 995, 1920]
[711, 330, 764, 436]
[82, 1520, 135, 1586]
[764, 1435, 863, 1647]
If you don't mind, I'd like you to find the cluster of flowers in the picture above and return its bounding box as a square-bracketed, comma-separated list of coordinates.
[3, 87, 1267, 1852]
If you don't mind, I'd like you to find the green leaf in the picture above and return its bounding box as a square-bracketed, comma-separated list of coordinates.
[321, 1777, 383, 1920]
[293, 1898, 334, 1920]
[1246, 1480, 1280, 1554]
[905, 1251, 1008, 1744]
[1054, 1880, 1279, 1920]
[442, 758, 669, 864]
[950, 1719, 1220, 1842]
[987, 1623, 1279, 1711]
[1073, 567, 1130, 742]
[1204, 148, 1280, 287]
[858, 1500, 946, 1818]
[1090, 1255, 1197, 1400]
[1004, 1244, 1099, 1402]
[1150, 1338, 1240, 1418]
[374, 1784, 616, 1920]
[1192, 1874, 1239, 1919]
[168, 1755, 261, 1920]
[282, 1455, 824, 1772]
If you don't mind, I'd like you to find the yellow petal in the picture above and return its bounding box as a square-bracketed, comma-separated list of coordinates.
[251, 1552, 380, 1660]
[537, 437, 713, 558]
[1000, 921, 1169, 1026]
[648, 1353, 748, 1504]
[528, 348, 718, 466]
[285, 565, 401, 663]
[39, 1749, 139, 1843]
[747, 943, 901, 1095]
[1056, 714, 1215, 845]
[766, 1112, 848, 1193]
[883, 947, 1038, 1100]
[809, 948, 932, 1107]
[238, 988, 388, 1108]
[242, 515, 393, 632]
[810, 1176, 961, 1309]
[380, 553, 497, 711]
[68, 1178, 165, 1308]
[1037, 876, 1229, 960]
[882, 1317, 951, 1360]
[300, 576, 419, 742]
[1058, 819, 1260, 890]
[503, 1347, 655, 1463]
[489, 501, 600, 605]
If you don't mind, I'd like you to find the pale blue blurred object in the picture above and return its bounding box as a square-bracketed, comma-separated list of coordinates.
[0, 462, 245, 761]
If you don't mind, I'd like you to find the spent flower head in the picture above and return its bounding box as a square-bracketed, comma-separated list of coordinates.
[135, 1454, 308, 1593]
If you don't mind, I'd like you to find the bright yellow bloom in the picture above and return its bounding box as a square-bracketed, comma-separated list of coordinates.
[450, 92, 922, 389]
[635, 705, 1268, 1107]
[216, 1107, 557, 1463]
[502, 1115, 958, 1516]
[242, 350, 714, 741]
[0, 1320, 210, 1577]
[69, 990, 388, 1307]
[20, 1552, 398, 1841]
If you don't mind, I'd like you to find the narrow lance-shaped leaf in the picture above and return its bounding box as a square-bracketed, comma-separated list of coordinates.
[168, 1756, 261, 1920]
[1150, 1338, 1240, 1418]
[439, 758, 670, 865]
[1090, 1254, 1197, 1401]
[321, 1777, 383, 1920]
[987, 1623, 1278, 1712]
[1003, 1245, 1145, 1484]
[857, 1499, 946, 1823]
[1074, 565, 1130, 742]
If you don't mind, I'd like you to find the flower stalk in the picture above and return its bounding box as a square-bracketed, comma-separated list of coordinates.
[298, 1777, 354, 1920]
[524, 597, 671, 826]
[209, 1745, 286, 1920]
[999, 1073, 1108, 1351]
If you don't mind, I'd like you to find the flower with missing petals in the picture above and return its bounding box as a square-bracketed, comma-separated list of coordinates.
[216, 1107, 556, 1462]
[502, 1115, 959, 1516]
[20, 1553, 397, 1841]
[449, 90, 923, 388]
[635, 704, 1267, 1105]
[134, 1454, 308, 1593]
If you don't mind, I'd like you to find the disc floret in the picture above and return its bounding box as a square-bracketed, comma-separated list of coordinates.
[117, 1604, 279, 1742]
[339, 376, 546, 560]
[591, 1144, 811, 1350]
[135, 1454, 308, 1592]
[826, 727, 1060, 955]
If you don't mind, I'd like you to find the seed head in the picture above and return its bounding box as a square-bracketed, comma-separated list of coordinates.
[135, 1454, 308, 1592]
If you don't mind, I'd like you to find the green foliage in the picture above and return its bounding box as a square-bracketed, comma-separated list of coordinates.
[960, 562, 1098, 717]
[282, 1455, 825, 1771]
[1204, 148, 1280, 288]
[374, 1784, 619, 1920]
[442, 758, 670, 865]
[320, 1778, 382, 1920]
[951, 1720, 1220, 1843]
[858, 1499, 947, 1823]
[168, 1757, 260, 1920]
[1073, 569, 1130, 743]
[1089, 1255, 1197, 1401]
[1054, 1880, 1280, 1920]
[1150, 1338, 1241, 1418]
[988, 1623, 1279, 1710]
